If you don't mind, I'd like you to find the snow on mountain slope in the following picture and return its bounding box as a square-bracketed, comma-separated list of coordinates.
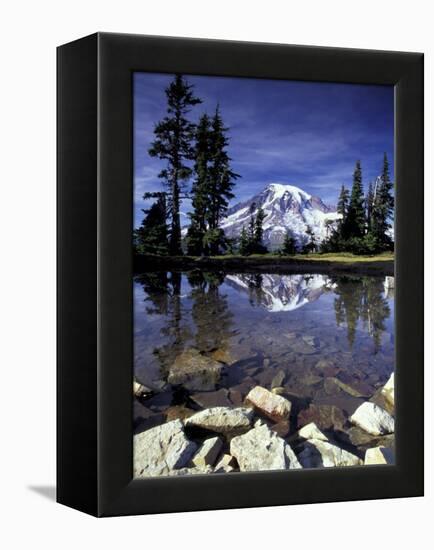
[221, 183, 340, 249]
[225, 273, 334, 312]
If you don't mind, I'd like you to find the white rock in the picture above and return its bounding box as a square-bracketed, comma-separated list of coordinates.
[133, 378, 152, 397]
[381, 373, 394, 406]
[350, 402, 394, 436]
[245, 385, 292, 422]
[185, 407, 253, 435]
[192, 437, 223, 468]
[297, 422, 328, 442]
[214, 454, 236, 473]
[365, 446, 395, 465]
[298, 439, 362, 468]
[134, 420, 197, 477]
[230, 423, 302, 471]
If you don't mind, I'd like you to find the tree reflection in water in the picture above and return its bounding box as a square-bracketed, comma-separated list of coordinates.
[332, 276, 391, 351]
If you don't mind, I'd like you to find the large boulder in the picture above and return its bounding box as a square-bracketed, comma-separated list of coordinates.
[297, 439, 362, 468]
[245, 386, 292, 422]
[350, 402, 394, 436]
[134, 420, 197, 477]
[168, 348, 224, 391]
[365, 445, 395, 465]
[381, 373, 394, 407]
[185, 407, 254, 435]
[230, 423, 302, 471]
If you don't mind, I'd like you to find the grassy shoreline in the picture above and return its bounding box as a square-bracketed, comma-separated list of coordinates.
[135, 252, 394, 276]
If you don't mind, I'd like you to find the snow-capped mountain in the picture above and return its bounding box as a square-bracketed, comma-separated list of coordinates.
[221, 183, 340, 249]
[225, 273, 334, 312]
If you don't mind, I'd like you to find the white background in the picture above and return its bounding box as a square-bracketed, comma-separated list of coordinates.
[0, 0, 431, 547]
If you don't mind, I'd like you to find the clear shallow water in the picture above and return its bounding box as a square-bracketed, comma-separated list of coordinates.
[133, 270, 394, 439]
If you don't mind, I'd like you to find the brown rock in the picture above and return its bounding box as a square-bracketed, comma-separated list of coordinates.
[190, 388, 232, 409]
[245, 385, 292, 422]
[165, 405, 195, 422]
[168, 348, 223, 391]
[298, 404, 346, 432]
[270, 420, 290, 438]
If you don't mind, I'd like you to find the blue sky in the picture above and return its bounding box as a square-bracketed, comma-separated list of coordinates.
[134, 72, 394, 228]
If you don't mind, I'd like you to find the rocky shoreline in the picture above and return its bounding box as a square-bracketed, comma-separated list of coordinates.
[133, 373, 395, 477]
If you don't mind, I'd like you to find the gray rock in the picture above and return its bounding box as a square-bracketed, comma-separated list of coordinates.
[185, 407, 254, 435]
[168, 348, 224, 391]
[230, 423, 302, 471]
[350, 402, 394, 436]
[365, 445, 395, 465]
[297, 422, 328, 442]
[297, 439, 362, 468]
[245, 385, 292, 422]
[381, 373, 394, 407]
[192, 437, 223, 468]
[134, 420, 197, 477]
[271, 369, 286, 389]
[214, 454, 236, 473]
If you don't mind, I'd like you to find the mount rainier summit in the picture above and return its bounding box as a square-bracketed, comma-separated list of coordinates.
[220, 183, 341, 249]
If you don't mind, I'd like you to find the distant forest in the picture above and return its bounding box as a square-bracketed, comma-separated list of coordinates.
[134, 75, 394, 257]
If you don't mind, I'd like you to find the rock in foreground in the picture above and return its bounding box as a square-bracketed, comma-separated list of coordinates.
[297, 422, 328, 442]
[134, 420, 197, 477]
[365, 446, 395, 465]
[350, 402, 394, 436]
[381, 373, 394, 407]
[185, 407, 254, 435]
[230, 423, 301, 471]
[245, 385, 292, 422]
[298, 439, 362, 468]
[192, 437, 223, 468]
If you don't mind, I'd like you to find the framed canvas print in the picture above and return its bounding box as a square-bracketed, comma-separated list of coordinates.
[57, 33, 424, 517]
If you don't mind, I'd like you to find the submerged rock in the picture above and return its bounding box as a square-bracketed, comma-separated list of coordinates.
[168, 348, 224, 391]
[324, 377, 371, 398]
[190, 388, 232, 408]
[133, 377, 153, 397]
[185, 407, 254, 435]
[245, 385, 292, 422]
[165, 405, 195, 422]
[134, 420, 197, 477]
[350, 402, 394, 436]
[365, 445, 395, 465]
[230, 423, 302, 471]
[297, 439, 362, 468]
[298, 404, 346, 432]
[192, 436, 223, 468]
[271, 369, 286, 389]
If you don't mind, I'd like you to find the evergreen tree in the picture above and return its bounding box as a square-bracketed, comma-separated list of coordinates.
[186, 114, 211, 255]
[365, 181, 375, 233]
[282, 231, 297, 255]
[303, 225, 317, 253]
[372, 153, 394, 249]
[239, 226, 249, 256]
[149, 75, 201, 255]
[134, 192, 168, 255]
[346, 160, 365, 238]
[205, 106, 240, 253]
[336, 185, 350, 238]
[252, 207, 267, 253]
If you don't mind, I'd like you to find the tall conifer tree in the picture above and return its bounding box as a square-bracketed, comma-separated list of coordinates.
[149, 75, 201, 255]
[346, 160, 365, 238]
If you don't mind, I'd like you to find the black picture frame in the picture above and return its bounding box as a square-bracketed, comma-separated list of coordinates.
[57, 32, 424, 517]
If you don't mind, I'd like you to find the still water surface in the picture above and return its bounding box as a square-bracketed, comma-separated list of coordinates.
[133, 271, 394, 434]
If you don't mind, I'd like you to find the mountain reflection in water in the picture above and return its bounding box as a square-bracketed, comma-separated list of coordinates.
[134, 271, 394, 400]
